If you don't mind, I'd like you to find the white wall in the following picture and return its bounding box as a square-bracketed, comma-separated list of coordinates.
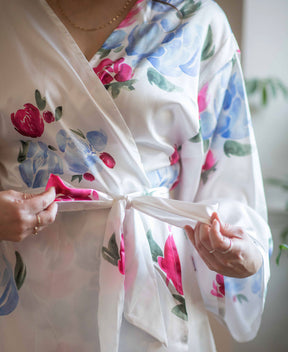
[233, 1, 288, 351]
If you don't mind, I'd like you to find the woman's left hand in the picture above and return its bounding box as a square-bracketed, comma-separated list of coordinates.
[184, 212, 262, 278]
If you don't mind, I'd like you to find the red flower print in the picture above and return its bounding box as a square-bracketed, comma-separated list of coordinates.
[211, 274, 225, 298]
[11, 103, 44, 138]
[83, 172, 95, 181]
[118, 0, 144, 28]
[118, 233, 125, 275]
[169, 145, 180, 165]
[202, 150, 216, 171]
[170, 175, 180, 191]
[158, 235, 183, 295]
[100, 152, 116, 168]
[43, 110, 55, 123]
[198, 83, 209, 113]
[93, 58, 133, 85]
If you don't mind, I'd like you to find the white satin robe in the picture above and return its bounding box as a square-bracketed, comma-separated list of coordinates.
[0, 0, 272, 351]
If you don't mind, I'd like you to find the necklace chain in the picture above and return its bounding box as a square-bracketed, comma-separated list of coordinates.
[56, 0, 135, 32]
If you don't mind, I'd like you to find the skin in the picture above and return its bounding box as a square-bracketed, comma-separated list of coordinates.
[185, 212, 263, 278]
[0, 0, 263, 280]
[0, 188, 57, 242]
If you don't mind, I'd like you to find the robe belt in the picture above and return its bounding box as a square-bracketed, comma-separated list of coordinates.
[46, 175, 218, 352]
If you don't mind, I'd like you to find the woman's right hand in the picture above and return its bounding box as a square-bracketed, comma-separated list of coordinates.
[0, 187, 57, 242]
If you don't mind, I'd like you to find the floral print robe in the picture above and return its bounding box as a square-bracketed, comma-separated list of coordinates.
[0, 0, 272, 351]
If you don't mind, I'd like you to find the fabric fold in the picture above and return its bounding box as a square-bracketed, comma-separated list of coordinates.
[46, 174, 217, 352]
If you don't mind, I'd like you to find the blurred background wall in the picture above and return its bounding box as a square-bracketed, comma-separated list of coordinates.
[211, 1, 288, 351]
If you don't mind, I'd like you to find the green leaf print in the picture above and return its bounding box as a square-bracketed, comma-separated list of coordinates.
[189, 132, 202, 143]
[105, 80, 136, 99]
[235, 294, 248, 304]
[17, 140, 30, 163]
[35, 89, 46, 111]
[55, 106, 63, 121]
[146, 229, 163, 262]
[48, 145, 57, 151]
[70, 128, 86, 139]
[201, 25, 215, 61]
[147, 68, 181, 92]
[114, 46, 124, 53]
[179, 0, 202, 19]
[14, 251, 26, 290]
[201, 164, 217, 184]
[71, 174, 83, 183]
[224, 140, 252, 157]
[102, 233, 120, 266]
[98, 48, 111, 59]
[172, 294, 188, 321]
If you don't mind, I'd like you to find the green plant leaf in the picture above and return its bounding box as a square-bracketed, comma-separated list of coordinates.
[265, 177, 288, 191]
[276, 244, 288, 265]
[262, 86, 268, 105]
[70, 128, 86, 139]
[14, 251, 26, 290]
[147, 68, 181, 92]
[55, 106, 63, 121]
[17, 140, 30, 163]
[224, 141, 252, 157]
[245, 79, 258, 95]
[71, 174, 83, 183]
[35, 89, 46, 110]
[146, 229, 163, 262]
[201, 25, 215, 61]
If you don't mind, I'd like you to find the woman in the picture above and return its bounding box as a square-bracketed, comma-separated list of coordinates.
[0, 0, 271, 351]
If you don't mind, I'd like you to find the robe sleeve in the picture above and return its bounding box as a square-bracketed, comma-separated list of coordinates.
[179, 48, 272, 341]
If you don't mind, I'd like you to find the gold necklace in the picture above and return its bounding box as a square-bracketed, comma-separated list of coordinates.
[56, 0, 135, 32]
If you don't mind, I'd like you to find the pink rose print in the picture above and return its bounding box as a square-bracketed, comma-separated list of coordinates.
[198, 83, 209, 114]
[46, 174, 99, 201]
[11, 103, 44, 138]
[43, 110, 55, 123]
[83, 172, 95, 181]
[100, 152, 116, 168]
[202, 150, 216, 171]
[118, 0, 144, 28]
[158, 235, 183, 295]
[118, 233, 125, 275]
[93, 58, 133, 85]
[169, 145, 180, 165]
[211, 274, 225, 298]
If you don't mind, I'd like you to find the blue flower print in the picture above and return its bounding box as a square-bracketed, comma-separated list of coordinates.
[56, 129, 108, 175]
[19, 141, 63, 188]
[215, 71, 250, 139]
[126, 22, 163, 60]
[147, 23, 202, 77]
[0, 254, 19, 316]
[102, 30, 126, 50]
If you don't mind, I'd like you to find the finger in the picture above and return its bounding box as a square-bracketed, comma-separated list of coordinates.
[40, 201, 58, 227]
[198, 223, 214, 251]
[185, 225, 195, 246]
[25, 187, 56, 213]
[210, 219, 232, 253]
[29, 201, 58, 233]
